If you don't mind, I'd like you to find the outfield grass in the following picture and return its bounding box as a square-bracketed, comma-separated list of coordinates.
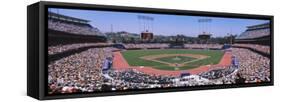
[121, 49, 224, 70]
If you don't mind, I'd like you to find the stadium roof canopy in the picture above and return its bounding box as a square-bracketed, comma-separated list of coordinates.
[246, 22, 270, 30]
[236, 22, 270, 40]
[48, 12, 90, 24]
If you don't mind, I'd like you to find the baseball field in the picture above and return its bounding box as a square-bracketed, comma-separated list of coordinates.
[120, 49, 224, 70]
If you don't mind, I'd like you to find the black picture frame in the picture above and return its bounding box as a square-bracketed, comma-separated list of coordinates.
[27, 1, 274, 100]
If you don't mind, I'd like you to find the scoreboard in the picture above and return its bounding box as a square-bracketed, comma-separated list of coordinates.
[141, 32, 153, 40]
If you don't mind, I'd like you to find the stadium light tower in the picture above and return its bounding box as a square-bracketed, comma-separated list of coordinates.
[198, 18, 212, 34]
[138, 15, 154, 41]
[138, 15, 154, 32]
[227, 33, 236, 45]
[198, 18, 212, 44]
[110, 24, 113, 33]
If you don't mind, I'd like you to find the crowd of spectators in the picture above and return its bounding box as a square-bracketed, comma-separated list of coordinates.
[233, 44, 270, 54]
[48, 43, 113, 55]
[48, 19, 103, 36]
[199, 66, 236, 80]
[105, 69, 175, 90]
[48, 47, 114, 94]
[48, 45, 270, 94]
[106, 69, 230, 90]
[124, 43, 169, 49]
[173, 75, 212, 86]
[231, 48, 270, 83]
[123, 44, 223, 49]
[184, 44, 223, 49]
[109, 69, 174, 85]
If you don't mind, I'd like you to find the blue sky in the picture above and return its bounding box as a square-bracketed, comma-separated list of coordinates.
[49, 8, 269, 37]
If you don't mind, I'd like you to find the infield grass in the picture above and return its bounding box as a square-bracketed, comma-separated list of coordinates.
[156, 56, 196, 64]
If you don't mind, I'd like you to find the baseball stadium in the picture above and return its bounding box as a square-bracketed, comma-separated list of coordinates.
[47, 8, 271, 94]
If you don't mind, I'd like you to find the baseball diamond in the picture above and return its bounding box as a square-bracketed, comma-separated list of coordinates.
[113, 49, 232, 76]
